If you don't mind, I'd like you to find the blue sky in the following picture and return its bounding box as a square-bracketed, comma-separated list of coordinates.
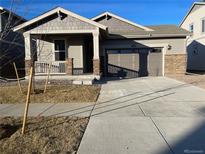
[0, 0, 198, 25]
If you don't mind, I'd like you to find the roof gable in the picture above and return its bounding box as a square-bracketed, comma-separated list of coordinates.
[14, 7, 107, 31]
[92, 12, 153, 31]
[180, 2, 205, 27]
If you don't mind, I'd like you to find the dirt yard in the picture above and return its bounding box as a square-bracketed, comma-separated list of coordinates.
[168, 74, 205, 89]
[0, 84, 101, 104]
[0, 116, 88, 154]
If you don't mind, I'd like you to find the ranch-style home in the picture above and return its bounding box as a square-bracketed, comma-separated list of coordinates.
[14, 7, 190, 82]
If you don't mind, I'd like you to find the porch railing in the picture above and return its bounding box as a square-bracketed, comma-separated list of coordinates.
[34, 61, 66, 74]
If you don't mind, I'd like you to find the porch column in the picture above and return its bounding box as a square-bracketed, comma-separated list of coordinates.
[66, 58, 73, 75]
[93, 29, 100, 75]
[23, 33, 33, 76]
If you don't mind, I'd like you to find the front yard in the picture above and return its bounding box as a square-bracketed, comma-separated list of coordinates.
[0, 83, 101, 104]
[0, 116, 88, 154]
[168, 73, 205, 89]
[0, 81, 99, 153]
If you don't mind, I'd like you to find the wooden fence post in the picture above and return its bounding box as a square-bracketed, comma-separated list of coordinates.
[13, 62, 22, 94]
[22, 67, 33, 134]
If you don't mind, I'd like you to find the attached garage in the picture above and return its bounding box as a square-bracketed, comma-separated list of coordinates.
[106, 48, 163, 78]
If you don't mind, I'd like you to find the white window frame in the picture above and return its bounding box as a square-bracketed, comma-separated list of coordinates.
[53, 39, 67, 61]
[201, 17, 205, 33]
[189, 23, 194, 33]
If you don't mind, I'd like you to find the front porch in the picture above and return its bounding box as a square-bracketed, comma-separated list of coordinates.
[14, 7, 108, 82]
[24, 30, 102, 81]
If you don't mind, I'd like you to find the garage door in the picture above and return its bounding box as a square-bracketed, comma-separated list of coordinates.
[106, 48, 163, 78]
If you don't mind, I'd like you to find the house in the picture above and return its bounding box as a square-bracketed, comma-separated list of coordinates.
[13, 7, 190, 81]
[0, 6, 26, 79]
[180, 2, 205, 72]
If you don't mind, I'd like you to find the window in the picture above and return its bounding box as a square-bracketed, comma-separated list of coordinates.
[202, 19, 205, 33]
[54, 40, 66, 61]
[189, 24, 194, 33]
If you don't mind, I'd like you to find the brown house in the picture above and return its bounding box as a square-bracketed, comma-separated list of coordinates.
[14, 7, 190, 83]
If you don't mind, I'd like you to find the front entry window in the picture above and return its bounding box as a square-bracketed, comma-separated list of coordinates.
[54, 40, 66, 61]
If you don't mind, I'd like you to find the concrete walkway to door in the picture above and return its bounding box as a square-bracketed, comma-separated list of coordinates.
[78, 77, 205, 154]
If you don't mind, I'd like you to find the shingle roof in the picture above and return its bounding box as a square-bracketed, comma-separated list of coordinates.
[108, 25, 191, 38]
[147, 25, 191, 35]
[92, 12, 190, 38]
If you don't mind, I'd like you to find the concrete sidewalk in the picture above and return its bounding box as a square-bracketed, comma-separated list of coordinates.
[78, 77, 205, 154]
[0, 103, 95, 117]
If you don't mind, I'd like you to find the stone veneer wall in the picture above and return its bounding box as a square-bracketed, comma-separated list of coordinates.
[93, 59, 100, 75]
[165, 54, 187, 75]
[25, 59, 33, 76]
[66, 58, 73, 75]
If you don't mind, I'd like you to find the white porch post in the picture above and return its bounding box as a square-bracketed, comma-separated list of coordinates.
[93, 29, 99, 59]
[92, 29, 100, 75]
[23, 33, 33, 76]
[24, 33, 32, 60]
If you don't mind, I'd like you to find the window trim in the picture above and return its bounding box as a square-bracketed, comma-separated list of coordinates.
[53, 39, 67, 61]
[201, 17, 205, 34]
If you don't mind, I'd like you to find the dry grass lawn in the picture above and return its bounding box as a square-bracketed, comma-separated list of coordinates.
[168, 74, 205, 89]
[0, 85, 101, 104]
[0, 116, 88, 154]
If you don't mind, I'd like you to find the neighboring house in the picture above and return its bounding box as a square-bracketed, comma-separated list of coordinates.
[14, 7, 190, 80]
[180, 2, 205, 72]
[0, 6, 26, 78]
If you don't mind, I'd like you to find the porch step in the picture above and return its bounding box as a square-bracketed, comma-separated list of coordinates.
[72, 79, 94, 85]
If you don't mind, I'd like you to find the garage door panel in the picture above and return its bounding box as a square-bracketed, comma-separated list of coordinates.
[107, 53, 139, 78]
[119, 54, 138, 70]
[149, 52, 163, 76]
[108, 54, 119, 65]
[106, 48, 163, 78]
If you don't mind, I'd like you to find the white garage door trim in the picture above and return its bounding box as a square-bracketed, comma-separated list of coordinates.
[134, 43, 168, 77]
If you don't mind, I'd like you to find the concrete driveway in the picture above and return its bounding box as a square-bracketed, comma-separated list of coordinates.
[78, 77, 205, 154]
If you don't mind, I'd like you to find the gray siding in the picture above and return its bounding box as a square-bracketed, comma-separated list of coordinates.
[96, 15, 145, 34]
[29, 13, 96, 32]
[36, 36, 53, 62]
[101, 38, 186, 54]
[36, 35, 85, 68]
